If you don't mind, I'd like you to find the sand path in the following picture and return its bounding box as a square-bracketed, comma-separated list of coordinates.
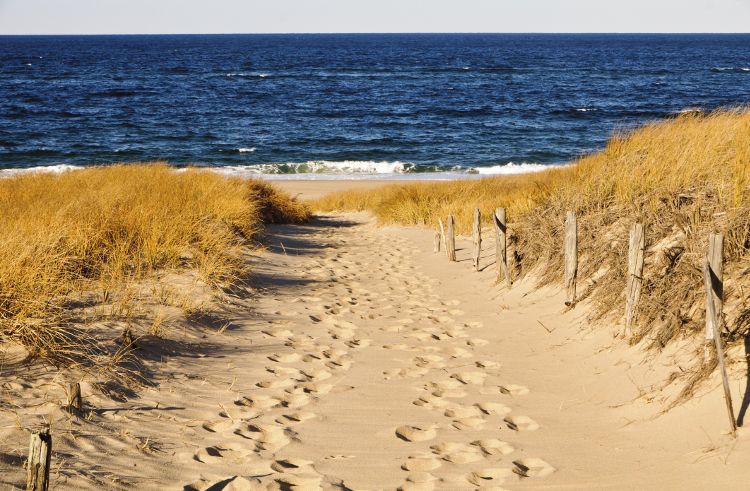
[3, 212, 750, 490]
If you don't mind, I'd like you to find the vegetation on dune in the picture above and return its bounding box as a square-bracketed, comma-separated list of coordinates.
[0, 163, 310, 364]
[310, 107, 750, 407]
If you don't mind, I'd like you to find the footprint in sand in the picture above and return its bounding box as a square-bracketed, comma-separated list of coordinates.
[439, 347, 472, 359]
[475, 402, 511, 416]
[413, 355, 445, 368]
[345, 338, 371, 348]
[432, 388, 467, 398]
[476, 360, 500, 369]
[398, 472, 438, 491]
[273, 473, 323, 489]
[385, 368, 429, 380]
[471, 439, 515, 456]
[278, 393, 311, 409]
[257, 379, 295, 389]
[185, 475, 263, 491]
[499, 384, 530, 396]
[202, 419, 238, 433]
[396, 425, 437, 442]
[444, 405, 482, 418]
[402, 455, 442, 471]
[235, 395, 279, 409]
[194, 443, 255, 464]
[268, 353, 302, 363]
[450, 371, 487, 385]
[235, 423, 291, 452]
[263, 329, 293, 338]
[513, 458, 556, 477]
[505, 415, 539, 431]
[467, 338, 490, 347]
[452, 417, 487, 430]
[276, 411, 316, 424]
[299, 369, 332, 382]
[270, 458, 315, 474]
[414, 393, 450, 409]
[466, 467, 514, 487]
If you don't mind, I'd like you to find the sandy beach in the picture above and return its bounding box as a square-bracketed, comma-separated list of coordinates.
[274, 180, 407, 201]
[2, 203, 750, 490]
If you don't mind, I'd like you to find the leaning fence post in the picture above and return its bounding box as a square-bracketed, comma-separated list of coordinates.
[438, 218, 447, 257]
[446, 215, 456, 262]
[493, 208, 512, 287]
[564, 211, 578, 305]
[625, 223, 646, 332]
[706, 234, 724, 348]
[702, 254, 737, 438]
[27, 429, 51, 491]
[472, 208, 481, 272]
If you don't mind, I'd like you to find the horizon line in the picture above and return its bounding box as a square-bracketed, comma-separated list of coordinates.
[2, 31, 749, 36]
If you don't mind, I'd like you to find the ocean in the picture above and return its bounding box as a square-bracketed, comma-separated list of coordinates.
[1, 33, 749, 180]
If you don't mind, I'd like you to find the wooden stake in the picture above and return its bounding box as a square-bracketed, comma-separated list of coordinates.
[69, 382, 82, 413]
[702, 255, 737, 438]
[446, 215, 456, 262]
[27, 429, 51, 491]
[472, 208, 481, 272]
[564, 211, 578, 305]
[438, 218, 447, 257]
[706, 233, 724, 341]
[433, 232, 441, 253]
[625, 223, 646, 332]
[493, 208, 512, 287]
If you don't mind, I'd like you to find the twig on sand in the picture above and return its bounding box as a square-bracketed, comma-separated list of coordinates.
[537, 320, 553, 333]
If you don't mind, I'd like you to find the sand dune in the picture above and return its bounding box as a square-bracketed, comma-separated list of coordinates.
[2, 211, 750, 489]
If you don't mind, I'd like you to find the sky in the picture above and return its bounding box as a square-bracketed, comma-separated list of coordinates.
[1, 0, 749, 35]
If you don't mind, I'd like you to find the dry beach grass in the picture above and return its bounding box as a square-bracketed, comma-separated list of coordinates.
[0, 163, 310, 367]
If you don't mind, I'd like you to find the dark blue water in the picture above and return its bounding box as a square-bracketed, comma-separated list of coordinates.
[1, 34, 749, 179]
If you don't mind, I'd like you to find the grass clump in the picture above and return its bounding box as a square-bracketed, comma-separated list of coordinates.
[310, 107, 750, 406]
[0, 163, 310, 363]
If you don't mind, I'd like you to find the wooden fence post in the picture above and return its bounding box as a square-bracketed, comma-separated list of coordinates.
[27, 429, 51, 491]
[69, 382, 82, 413]
[706, 234, 724, 346]
[493, 208, 512, 287]
[702, 254, 737, 438]
[472, 208, 481, 272]
[625, 223, 646, 332]
[434, 232, 441, 253]
[446, 215, 456, 262]
[564, 211, 578, 305]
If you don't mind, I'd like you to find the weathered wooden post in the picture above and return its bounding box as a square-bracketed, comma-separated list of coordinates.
[564, 211, 578, 305]
[702, 254, 737, 438]
[446, 215, 456, 262]
[69, 382, 82, 413]
[472, 208, 481, 272]
[493, 207, 512, 287]
[706, 233, 724, 343]
[434, 232, 441, 253]
[27, 429, 51, 491]
[625, 223, 646, 332]
[438, 218, 447, 257]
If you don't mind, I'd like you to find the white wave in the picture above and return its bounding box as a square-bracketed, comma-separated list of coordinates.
[473, 162, 552, 175]
[238, 147, 256, 153]
[215, 161, 413, 177]
[0, 164, 85, 178]
[226, 73, 270, 78]
[576, 108, 596, 112]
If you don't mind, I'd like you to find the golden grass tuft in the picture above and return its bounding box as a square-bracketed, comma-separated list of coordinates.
[310, 107, 750, 406]
[0, 163, 310, 361]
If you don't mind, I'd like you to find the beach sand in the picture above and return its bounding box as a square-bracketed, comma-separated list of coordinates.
[274, 179, 409, 200]
[2, 209, 750, 490]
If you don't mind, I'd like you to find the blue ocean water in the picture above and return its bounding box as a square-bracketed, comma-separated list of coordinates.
[1, 34, 749, 179]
